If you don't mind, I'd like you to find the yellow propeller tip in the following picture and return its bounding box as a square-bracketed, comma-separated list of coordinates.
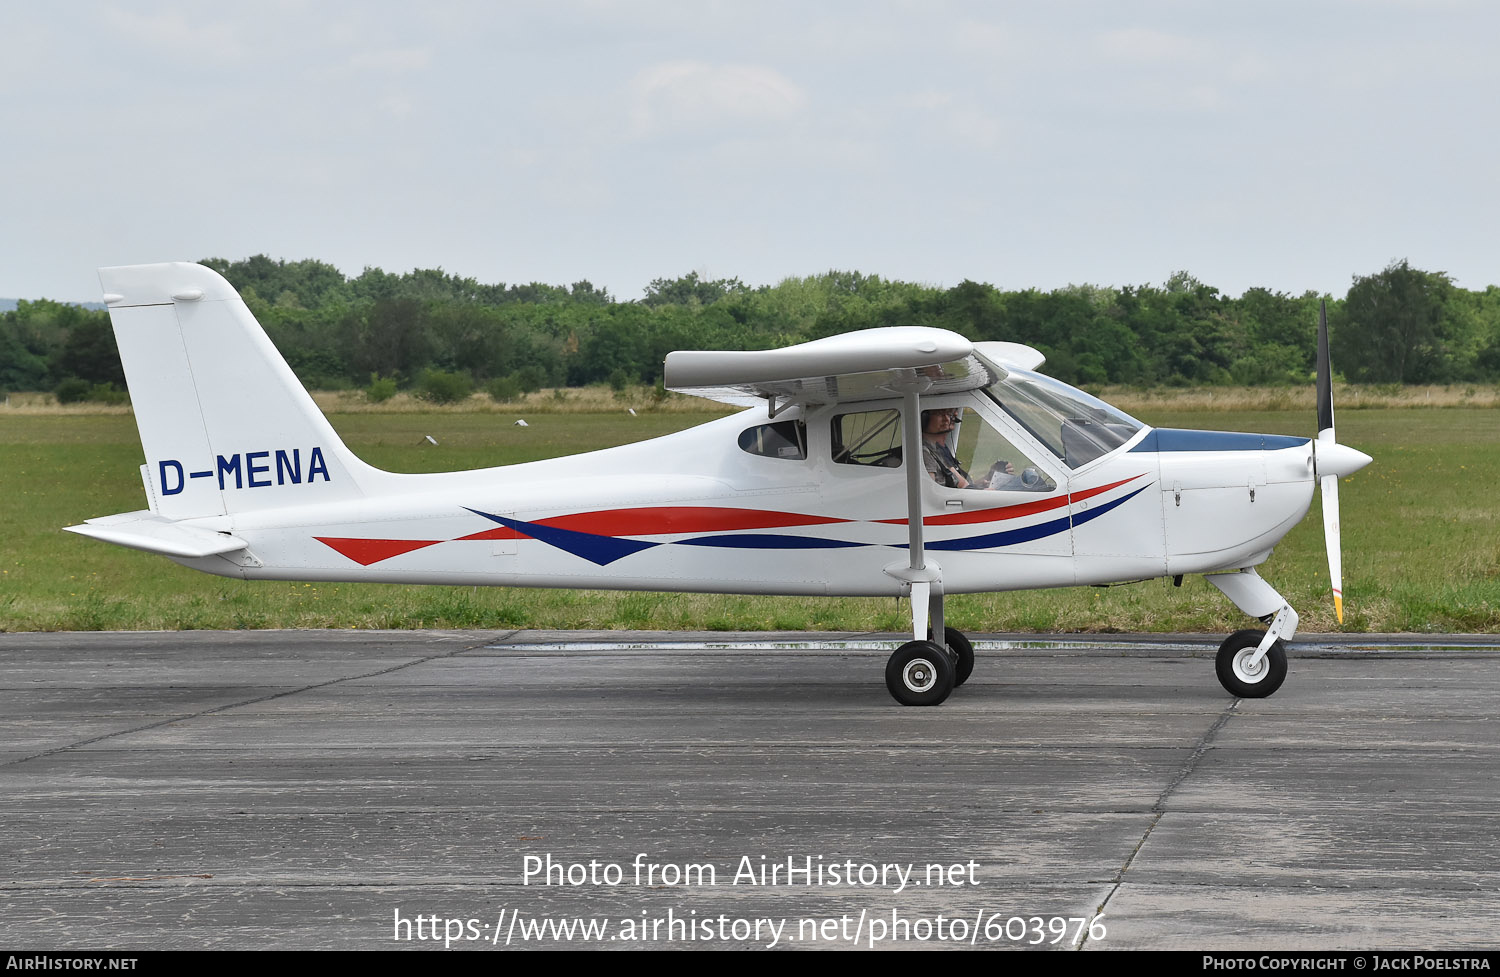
[1334, 595, 1344, 624]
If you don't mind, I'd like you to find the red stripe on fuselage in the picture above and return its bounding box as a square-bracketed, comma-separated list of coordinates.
[455, 526, 529, 541]
[874, 473, 1146, 526]
[314, 537, 444, 566]
[403, 507, 851, 552]
[529, 506, 849, 536]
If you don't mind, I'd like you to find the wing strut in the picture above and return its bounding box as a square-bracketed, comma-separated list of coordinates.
[886, 389, 944, 642]
[901, 390, 926, 570]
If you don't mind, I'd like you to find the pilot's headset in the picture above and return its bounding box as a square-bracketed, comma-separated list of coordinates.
[921, 408, 962, 454]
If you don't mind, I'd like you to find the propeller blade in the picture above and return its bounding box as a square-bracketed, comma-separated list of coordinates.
[1321, 473, 1344, 624]
[1317, 299, 1334, 442]
[1314, 297, 1357, 624]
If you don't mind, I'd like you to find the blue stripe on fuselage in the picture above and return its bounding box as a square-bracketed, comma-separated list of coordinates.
[677, 534, 863, 549]
[464, 507, 660, 566]
[1129, 429, 1309, 453]
[923, 484, 1149, 551]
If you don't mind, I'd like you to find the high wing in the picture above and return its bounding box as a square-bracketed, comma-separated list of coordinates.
[665, 327, 1044, 409]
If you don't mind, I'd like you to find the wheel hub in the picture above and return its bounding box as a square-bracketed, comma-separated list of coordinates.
[1234, 649, 1265, 681]
[902, 659, 937, 693]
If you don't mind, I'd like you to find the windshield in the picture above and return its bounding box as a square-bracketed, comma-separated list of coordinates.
[983, 369, 1144, 469]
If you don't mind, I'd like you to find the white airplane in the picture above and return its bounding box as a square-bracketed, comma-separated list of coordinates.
[68, 262, 1372, 706]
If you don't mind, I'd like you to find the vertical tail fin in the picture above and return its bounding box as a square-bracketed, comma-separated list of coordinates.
[100, 262, 379, 519]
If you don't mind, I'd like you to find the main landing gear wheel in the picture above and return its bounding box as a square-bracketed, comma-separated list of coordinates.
[1215, 629, 1288, 698]
[929, 626, 975, 687]
[886, 640, 956, 706]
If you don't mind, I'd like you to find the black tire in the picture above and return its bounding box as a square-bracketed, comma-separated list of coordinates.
[886, 640, 956, 706]
[929, 626, 975, 687]
[1215, 629, 1288, 698]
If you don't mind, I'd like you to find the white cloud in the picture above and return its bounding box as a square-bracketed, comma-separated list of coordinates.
[896, 90, 955, 111]
[629, 61, 806, 135]
[346, 48, 432, 74]
[1094, 27, 1206, 64]
[98, 4, 247, 61]
[377, 93, 415, 117]
[951, 18, 1027, 59]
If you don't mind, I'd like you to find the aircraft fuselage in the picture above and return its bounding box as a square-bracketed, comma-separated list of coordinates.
[162, 397, 1315, 599]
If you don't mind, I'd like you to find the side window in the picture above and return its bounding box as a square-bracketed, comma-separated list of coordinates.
[922, 407, 1055, 492]
[831, 409, 902, 468]
[738, 420, 806, 460]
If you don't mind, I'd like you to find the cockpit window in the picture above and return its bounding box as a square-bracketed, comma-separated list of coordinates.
[739, 420, 806, 460]
[831, 409, 903, 468]
[984, 370, 1143, 469]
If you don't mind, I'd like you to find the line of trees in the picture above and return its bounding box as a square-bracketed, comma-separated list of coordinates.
[5, 257, 1499, 400]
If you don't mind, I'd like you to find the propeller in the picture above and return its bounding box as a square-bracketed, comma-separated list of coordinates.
[1313, 299, 1372, 624]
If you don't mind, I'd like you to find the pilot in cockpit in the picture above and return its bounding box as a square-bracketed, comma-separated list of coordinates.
[921, 408, 972, 488]
[922, 408, 1048, 491]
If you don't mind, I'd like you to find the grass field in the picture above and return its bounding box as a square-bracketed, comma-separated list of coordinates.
[2, 405, 1495, 633]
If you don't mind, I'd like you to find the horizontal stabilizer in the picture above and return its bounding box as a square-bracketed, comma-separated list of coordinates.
[65, 511, 247, 559]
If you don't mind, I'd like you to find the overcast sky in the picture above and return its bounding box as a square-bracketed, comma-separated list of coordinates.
[2, 0, 1496, 302]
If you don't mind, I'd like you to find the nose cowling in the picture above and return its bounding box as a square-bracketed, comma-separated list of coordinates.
[1315, 440, 1373, 480]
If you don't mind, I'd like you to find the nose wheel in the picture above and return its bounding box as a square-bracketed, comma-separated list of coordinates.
[1215, 629, 1288, 698]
